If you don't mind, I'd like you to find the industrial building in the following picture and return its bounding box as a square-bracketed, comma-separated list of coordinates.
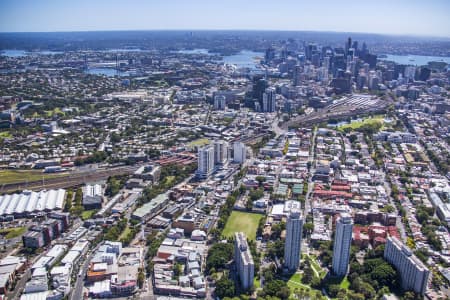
[0, 189, 66, 217]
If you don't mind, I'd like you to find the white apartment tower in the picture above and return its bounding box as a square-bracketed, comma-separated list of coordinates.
[284, 207, 303, 271]
[233, 142, 246, 164]
[234, 232, 254, 290]
[213, 140, 229, 165]
[332, 213, 353, 276]
[384, 236, 429, 295]
[196, 145, 215, 179]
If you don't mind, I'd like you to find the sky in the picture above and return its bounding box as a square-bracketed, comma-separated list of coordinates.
[0, 0, 449, 37]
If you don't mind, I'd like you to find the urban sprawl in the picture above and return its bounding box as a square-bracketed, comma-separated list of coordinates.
[0, 33, 449, 300]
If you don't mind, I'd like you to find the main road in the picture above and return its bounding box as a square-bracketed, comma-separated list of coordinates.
[304, 128, 317, 215]
[71, 242, 102, 300]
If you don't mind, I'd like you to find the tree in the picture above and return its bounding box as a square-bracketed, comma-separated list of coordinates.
[263, 280, 290, 300]
[215, 276, 235, 298]
[206, 243, 234, 273]
[246, 197, 254, 211]
[173, 262, 182, 279]
[302, 259, 314, 284]
[402, 291, 421, 300]
[353, 279, 376, 299]
[137, 268, 145, 289]
[256, 176, 266, 186]
[381, 204, 395, 213]
[249, 188, 264, 201]
[303, 222, 314, 236]
[371, 262, 398, 288]
[327, 284, 340, 298]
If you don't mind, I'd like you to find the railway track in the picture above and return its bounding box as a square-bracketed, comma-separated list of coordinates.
[282, 100, 389, 129]
[1, 166, 139, 193]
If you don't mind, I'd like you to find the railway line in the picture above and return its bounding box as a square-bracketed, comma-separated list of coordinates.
[1, 165, 139, 193]
[283, 94, 391, 129]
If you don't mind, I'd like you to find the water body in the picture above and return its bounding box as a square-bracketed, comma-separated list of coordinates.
[222, 50, 263, 70]
[104, 48, 145, 53]
[176, 48, 263, 70]
[85, 68, 125, 77]
[1, 49, 63, 57]
[379, 54, 450, 66]
[176, 49, 210, 55]
[1, 50, 27, 57]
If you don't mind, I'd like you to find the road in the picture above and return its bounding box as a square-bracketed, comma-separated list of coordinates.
[71, 242, 102, 300]
[271, 116, 285, 137]
[304, 128, 317, 215]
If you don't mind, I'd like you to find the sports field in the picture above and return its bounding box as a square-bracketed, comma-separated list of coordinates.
[187, 138, 210, 147]
[222, 211, 263, 240]
[337, 116, 384, 131]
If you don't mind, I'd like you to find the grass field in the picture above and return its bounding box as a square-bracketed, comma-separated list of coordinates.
[222, 211, 263, 240]
[0, 132, 12, 139]
[287, 273, 311, 292]
[306, 254, 327, 278]
[187, 138, 210, 148]
[254, 277, 261, 289]
[164, 176, 175, 186]
[81, 210, 97, 220]
[119, 226, 132, 240]
[0, 226, 27, 239]
[45, 107, 64, 117]
[0, 169, 66, 185]
[340, 276, 350, 289]
[337, 116, 384, 131]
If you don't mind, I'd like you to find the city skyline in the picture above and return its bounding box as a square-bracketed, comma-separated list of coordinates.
[1, 0, 450, 38]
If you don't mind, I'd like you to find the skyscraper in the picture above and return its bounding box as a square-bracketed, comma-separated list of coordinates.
[253, 76, 267, 104]
[262, 87, 276, 113]
[293, 65, 302, 86]
[384, 236, 429, 295]
[284, 206, 303, 271]
[332, 213, 353, 276]
[213, 95, 226, 110]
[195, 145, 214, 179]
[213, 140, 228, 165]
[233, 142, 246, 164]
[234, 232, 254, 290]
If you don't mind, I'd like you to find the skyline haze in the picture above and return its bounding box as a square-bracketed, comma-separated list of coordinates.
[0, 0, 449, 38]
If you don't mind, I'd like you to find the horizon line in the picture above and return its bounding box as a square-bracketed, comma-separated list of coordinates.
[0, 28, 449, 40]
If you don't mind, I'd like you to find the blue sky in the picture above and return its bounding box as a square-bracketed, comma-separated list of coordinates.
[0, 0, 449, 37]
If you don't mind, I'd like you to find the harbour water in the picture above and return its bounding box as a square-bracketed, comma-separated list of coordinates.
[222, 50, 263, 70]
[1, 50, 63, 57]
[85, 68, 125, 77]
[379, 54, 450, 66]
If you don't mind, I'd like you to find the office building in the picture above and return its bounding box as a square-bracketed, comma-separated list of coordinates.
[82, 184, 103, 209]
[213, 140, 228, 165]
[233, 142, 246, 164]
[234, 232, 254, 290]
[196, 145, 215, 179]
[252, 76, 267, 109]
[213, 95, 226, 110]
[384, 236, 429, 295]
[332, 213, 353, 276]
[262, 87, 276, 113]
[293, 65, 302, 86]
[284, 207, 303, 271]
